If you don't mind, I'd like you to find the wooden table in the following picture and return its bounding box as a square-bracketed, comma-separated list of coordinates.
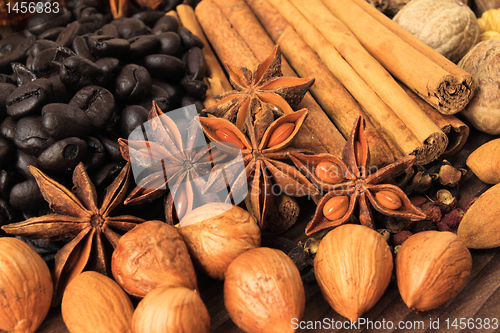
[4, 130, 500, 333]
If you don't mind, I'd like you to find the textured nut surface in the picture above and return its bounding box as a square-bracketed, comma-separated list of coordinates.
[467, 138, 500, 184]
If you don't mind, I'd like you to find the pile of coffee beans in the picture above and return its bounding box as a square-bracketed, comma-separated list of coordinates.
[0, 0, 207, 228]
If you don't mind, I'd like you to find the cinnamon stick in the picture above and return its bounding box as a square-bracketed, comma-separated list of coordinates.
[336, 0, 475, 115]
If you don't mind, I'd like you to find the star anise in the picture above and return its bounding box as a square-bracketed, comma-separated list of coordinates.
[290, 116, 426, 235]
[204, 45, 314, 140]
[199, 108, 318, 228]
[1, 162, 144, 304]
[118, 101, 221, 224]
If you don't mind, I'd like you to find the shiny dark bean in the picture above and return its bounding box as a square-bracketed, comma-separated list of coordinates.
[184, 47, 206, 81]
[56, 21, 83, 48]
[181, 96, 205, 115]
[95, 57, 120, 77]
[154, 15, 178, 32]
[0, 170, 15, 200]
[37, 137, 88, 171]
[0, 117, 17, 141]
[98, 135, 122, 162]
[100, 24, 119, 38]
[115, 64, 152, 102]
[72, 36, 95, 61]
[6, 78, 53, 118]
[0, 34, 25, 58]
[11, 62, 37, 86]
[26, 9, 72, 35]
[69, 85, 115, 129]
[41, 103, 93, 139]
[38, 27, 65, 41]
[60, 56, 106, 89]
[0, 137, 13, 170]
[90, 162, 124, 190]
[31, 47, 76, 75]
[46, 73, 72, 103]
[117, 18, 149, 39]
[0, 83, 16, 117]
[77, 14, 106, 33]
[143, 54, 184, 81]
[0, 36, 35, 73]
[83, 136, 105, 171]
[28, 40, 59, 58]
[132, 11, 165, 27]
[14, 116, 55, 156]
[139, 85, 170, 111]
[152, 24, 175, 35]
[0, 74, 16, 84]
[80, 7, 98, 18]
[9, 179, 47, 212]
[128, 35, 159, 59]
[178, 27, 203, 49]
[15, 150, 38, 179]
[73, 2, 98, 19]
[152, 79, 182, 107]
[0, 198, 17, 226]
[87, 35, 130, 58]
[181, 77, 207, 100]
[120, 105, 149, 138]
[157, 32, 181, 55]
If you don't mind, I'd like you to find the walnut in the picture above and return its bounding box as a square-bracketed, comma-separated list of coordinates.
[393, 0, 480, 63]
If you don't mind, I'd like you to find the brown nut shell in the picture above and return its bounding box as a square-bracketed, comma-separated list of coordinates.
[132, 286, 210, 333]
[178, 203, 260, 280]
[396, 231, 472, 311]
[62, 271, 134, 333]
[0, 238, 53, 333]
[111, 220, 197, 298]
[224, 247, 305, 333]
[466, 138, 500, 184]
[314, 224, 393, 322]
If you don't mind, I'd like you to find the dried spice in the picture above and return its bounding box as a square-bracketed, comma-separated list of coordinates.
[1, 162, 144, 304]
[291, 117, 426, 235]
[200, 109, 318, 227]
[204, 46, 314, 140]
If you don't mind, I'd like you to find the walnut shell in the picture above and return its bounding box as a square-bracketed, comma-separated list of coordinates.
[224, 247, 305, 333]
[62, 271, 134, 333]
[132, 286, 210, 333]
[111, 220, 197, 298]
[397, 231, 472, 311]
[393, 0, 479, 62]
[0, 238, 53, 333]
[314, 224, 393, 322]
[178, 203, 261, 280]
[459, 39, 500, 134]
[466, 138, 500, 184]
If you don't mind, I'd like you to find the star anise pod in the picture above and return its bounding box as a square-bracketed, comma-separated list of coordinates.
[118, 102, 221, 224]
[290, 116, 426, 235]
[199, 108, 318, 228]
[204, 45, 314, 140]
[1, 162, 144, 304]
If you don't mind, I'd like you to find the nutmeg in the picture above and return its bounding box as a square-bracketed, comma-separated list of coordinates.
[62, 271, 134, 333]
[396, 231, 472, 311]
[178, 202, 261, 280]
[314, 224, 393, 322]
[0, 238, 53, 333]
[111, 220, 197, 298]
[132, 286, 210, 333]
[224, 247, 305, 333]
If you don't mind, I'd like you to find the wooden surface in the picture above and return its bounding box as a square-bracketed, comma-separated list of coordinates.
[2, 130, 500, 333]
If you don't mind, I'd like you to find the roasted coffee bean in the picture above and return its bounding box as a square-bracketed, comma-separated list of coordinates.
[117, 18, 149, 39]
[72, 1, 99, 18]
[152, 24, 174, 35]
[28, 40, 59, 58]
[154, 15, 178, 32]
[181, 77, 207, 100]
[9, 178, 47, 212]
[0, 36, 35, 73]
[37, 137, 88, 171]
[0, 170, 15, 200]
[0, 83, 16, 116]
[115, 64, 152, 102]
[72, 36, 96, 61]
[87, 35, 130, 58]
[120, 105, 149, 138]
[69, 85, 115, 129]
[0, 137, 13, 170]
[78, 14, 106, 33]
[26, 9, 72, 35]
[139, 85, 170, 111]
[95, 57, 120, 77]
[91, 161, 124, 189]
[0, 198, 17, 226]
[184, 47, 206, 81]
[79, 7, 98, 18]
[0, 33, 25, 58]
[0, 117, 17, 141]
[11, 62, 37, 86]
[15, 150, 38, 179]
[143, 54, 184, 81]
[152, 79, 182, 107]
[6, 78, 53, 118]
[46, 73, 72, 103]
[31, 47, 76, 75]
[132, 11, 165, 27]
[128, 35, 159, 59]
[14, 116, 55, 156]
[178, 27, 203, 49]
[60, 56, 106, 88]
[41, 103, 93, 139]
[99, 23, 119, 38]
[56, 21, 83, 48]
[0, 74, 16, 84]
[98, 135, 122, 161]
[181, 96, 205, 115]
[38, 27, 65, 41]
[156, 32, 181, 55]
[83, 136, 105, 171]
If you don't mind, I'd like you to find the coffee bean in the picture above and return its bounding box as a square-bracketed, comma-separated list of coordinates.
[11, 62, 37, 86]
[78, 14, 106, 33]
[95, 57, 120, 77]
[0, 197, 17, 226]
[157, 32, 181, 55]
[181, 96, 205, 116]
[6, 78, 53, 118]
[181, 77, 207, 100]
[0, 137, 13, 170]
[31, 47, 76, 75]
[69, 85, 115, 129]
[115, 64, 152, 102]
[117, 18, 149, 39]
[72, 36, 96, 61]
[98, 135, 122, 161]
[56, 21, 83, 48]
[154, 15, 178, 32]
[0, 36, 36, 73]
[46, 73, 72, 103]
[15, 150, 38, 179]
[184, 47, 206, 81]
[139, 85, 170, 111]
[83, 136, 105, 171]
[152, 24, 174, 35]
[143, 54, 184, 81]
[28, 40, 59, 58]
[0, 74, 16, 84]
[99, 23, 119, 38]
[79, 7, 98, 18]
[38, 27, 65, 41]
[9, 179, 46, 212]
[60, 56, 106, 88]
[128, 35, 159, 59]
[41, 103, 93, 139]
[178, 27, 203, 49]
[0, 170, 15, 200]
[90, 161, 124, 190]
[37, 137, 88, 171]
[0, 117, 17, 141]
[14, 116, 55, 156]
[0, 83, 17, 117]
[120, 105, 149, 138]
[26, 9, 72, 35]
[87, 35, 130, 58]
[132, 11, 165, 27]
[0, 34, 25, 58]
